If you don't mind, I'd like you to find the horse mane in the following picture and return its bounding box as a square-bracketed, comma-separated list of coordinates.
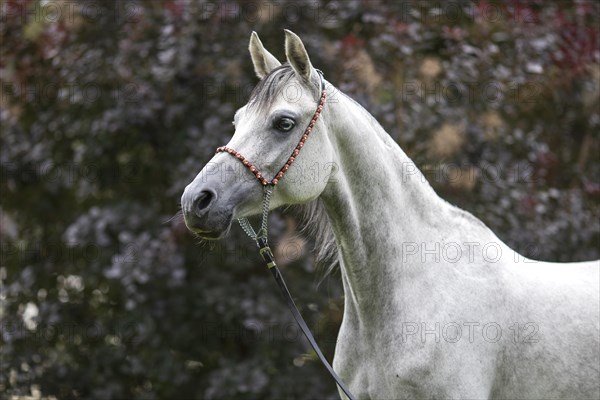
[249, 64, 339, 274]
[289, 199, 339, 276]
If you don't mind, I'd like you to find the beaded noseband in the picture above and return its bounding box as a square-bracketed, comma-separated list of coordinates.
[215, 71, 326, 186]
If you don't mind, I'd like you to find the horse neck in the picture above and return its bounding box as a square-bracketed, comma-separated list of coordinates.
[320, 91, 456, 320]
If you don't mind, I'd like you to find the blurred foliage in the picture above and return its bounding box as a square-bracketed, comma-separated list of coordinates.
[1, 0, 598, 399]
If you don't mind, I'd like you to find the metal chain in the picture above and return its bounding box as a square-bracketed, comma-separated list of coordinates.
[257, 185, 273, 238]
[237, 185, 273, 241]
[238, 217, 257, 240]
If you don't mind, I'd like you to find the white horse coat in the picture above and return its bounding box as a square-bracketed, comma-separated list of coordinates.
[181, 31, 600, 399]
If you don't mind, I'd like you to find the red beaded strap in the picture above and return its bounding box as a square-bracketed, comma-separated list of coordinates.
[216, 89, 327, 186]
[214, 145, 271, 186]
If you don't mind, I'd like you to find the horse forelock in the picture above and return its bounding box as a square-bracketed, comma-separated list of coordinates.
[248, 63, 322, 112]
[248, 64, 296, 111]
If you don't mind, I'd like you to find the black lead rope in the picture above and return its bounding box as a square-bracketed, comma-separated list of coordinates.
[237, 187, 356, 400]
[258, 238, 356, 400]
[223, 71, 356, 399]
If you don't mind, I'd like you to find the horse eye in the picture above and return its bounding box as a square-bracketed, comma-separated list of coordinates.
[275, 117, 295, 132]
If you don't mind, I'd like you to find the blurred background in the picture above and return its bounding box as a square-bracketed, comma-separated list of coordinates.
[1, 0, 599, 399]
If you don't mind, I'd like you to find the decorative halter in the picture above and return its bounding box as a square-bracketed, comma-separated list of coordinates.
[215, 69, 327, 239]
[215, 72, 327, 186]
[212, 71, 357, 400]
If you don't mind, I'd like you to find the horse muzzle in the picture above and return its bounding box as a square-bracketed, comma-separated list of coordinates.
[181, 186, 232, 239]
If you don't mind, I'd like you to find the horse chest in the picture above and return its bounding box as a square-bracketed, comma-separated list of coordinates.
[334, 317, 444, 399]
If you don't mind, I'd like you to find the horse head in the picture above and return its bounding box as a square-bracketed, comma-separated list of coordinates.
[181, 30, 335, 239]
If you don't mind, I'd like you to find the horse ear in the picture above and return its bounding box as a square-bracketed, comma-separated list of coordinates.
[284, 29, 315, 82]
[249, 31, 281, 79]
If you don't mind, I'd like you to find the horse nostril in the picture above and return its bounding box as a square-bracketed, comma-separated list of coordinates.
[193, 190, 216, 217]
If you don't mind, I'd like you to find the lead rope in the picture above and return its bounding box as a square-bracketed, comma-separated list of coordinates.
[219, 71, 355, 399]
[237, 186, 356, 400]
